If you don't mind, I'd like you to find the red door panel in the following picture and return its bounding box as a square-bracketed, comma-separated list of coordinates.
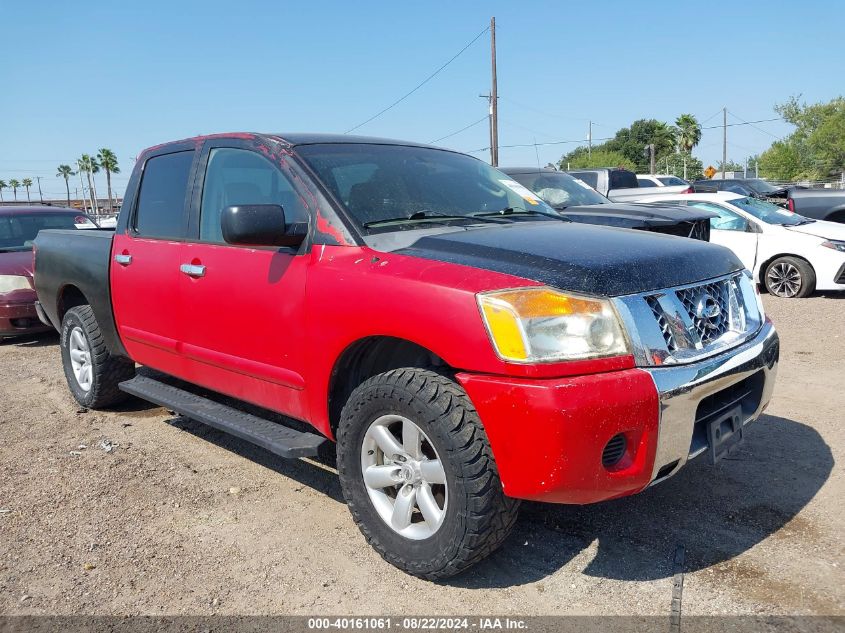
[110, 233, 185, 375]
[177, 242, 309, 421]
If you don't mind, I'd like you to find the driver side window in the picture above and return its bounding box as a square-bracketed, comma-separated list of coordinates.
[199, 148, 308, 244]
[689, 202, 749, 232]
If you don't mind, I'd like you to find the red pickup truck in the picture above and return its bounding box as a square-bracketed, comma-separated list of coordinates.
[34, 133, 779, 579]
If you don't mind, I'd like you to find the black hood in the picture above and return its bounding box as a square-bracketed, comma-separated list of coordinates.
[395, 222, 743, 296]
[560, 202, 715, 229]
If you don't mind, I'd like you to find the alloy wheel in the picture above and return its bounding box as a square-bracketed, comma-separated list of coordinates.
[360, 414, 448, 540]
[767, 262, 802, 298]
[68, 326, 93, 391]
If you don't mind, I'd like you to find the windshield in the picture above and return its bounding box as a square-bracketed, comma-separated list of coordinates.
[729, 196, 811, 226]
[745, 179, 781, 194]
[508, 171, 609, 208]
[658, 176, 688, 186]
[296, 144, 559, 232]
[0, 212, 96, 251]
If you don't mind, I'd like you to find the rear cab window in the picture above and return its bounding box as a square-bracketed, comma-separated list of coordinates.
[133, 151, 195, 239]
[609, 170, 638, 190]
[568, 171, 598, 189]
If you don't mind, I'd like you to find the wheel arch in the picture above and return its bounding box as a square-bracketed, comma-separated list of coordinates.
[327, 336, 449, 438]
[824, 208, 845, 224]
[57, 284, 90, 322]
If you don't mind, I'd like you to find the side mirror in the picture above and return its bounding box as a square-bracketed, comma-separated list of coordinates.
[220, 204, 306, 247]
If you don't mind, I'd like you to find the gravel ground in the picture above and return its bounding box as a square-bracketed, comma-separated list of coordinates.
[0, 294, 842, 618]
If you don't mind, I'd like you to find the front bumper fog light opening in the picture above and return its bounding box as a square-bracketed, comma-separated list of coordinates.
[602, 433, 627, 468]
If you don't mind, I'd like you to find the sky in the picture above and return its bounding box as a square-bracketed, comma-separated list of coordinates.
[1, 0, 843, 200]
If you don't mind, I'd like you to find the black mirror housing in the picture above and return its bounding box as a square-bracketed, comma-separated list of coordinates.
[220, 204, 306, 247]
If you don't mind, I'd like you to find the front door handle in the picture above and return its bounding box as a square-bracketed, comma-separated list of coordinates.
[114, 254, 132, 266]
[180, 263, 206, 278]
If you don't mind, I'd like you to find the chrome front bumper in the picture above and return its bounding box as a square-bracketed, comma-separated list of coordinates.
[645, 320, 779, 483]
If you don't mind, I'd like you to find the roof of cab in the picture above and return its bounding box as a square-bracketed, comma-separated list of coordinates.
[272, 133, 439, 149]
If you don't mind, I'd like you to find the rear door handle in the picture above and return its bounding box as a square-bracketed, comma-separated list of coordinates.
[180, 263, 206, 278]
[114, 254, 132, 266]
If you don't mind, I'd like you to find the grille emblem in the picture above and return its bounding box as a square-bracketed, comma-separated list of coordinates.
[694, 292, 722, 328]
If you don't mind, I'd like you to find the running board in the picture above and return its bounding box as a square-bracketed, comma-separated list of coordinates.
[119, 375, 326, 458]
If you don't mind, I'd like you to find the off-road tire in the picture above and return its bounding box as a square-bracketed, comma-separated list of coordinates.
[336, 367, 519, 580]
[764, 256, 816, 298]
[60, 305, 135, 408]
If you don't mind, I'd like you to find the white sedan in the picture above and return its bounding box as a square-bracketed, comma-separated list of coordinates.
[639, 191, 845, 298]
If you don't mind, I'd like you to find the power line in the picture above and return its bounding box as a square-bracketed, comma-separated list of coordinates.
[344, 25, 490, 134]
[727, 110, 782, 138]
[466, 135, 615, 154]
[429, 116, 489, 144]
[699, 110, 723, 125]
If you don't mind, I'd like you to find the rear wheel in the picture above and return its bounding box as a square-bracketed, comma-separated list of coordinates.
[336, 368, 519, 580]
[60, 305, 135, 408]
[764, 256, 815, 298]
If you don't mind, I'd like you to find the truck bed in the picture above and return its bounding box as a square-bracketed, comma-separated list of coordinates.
[788, 189, 845, 223]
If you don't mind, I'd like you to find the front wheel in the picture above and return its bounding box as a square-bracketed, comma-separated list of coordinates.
[764, 256, 815, 298]
[336, 368, 519, 580]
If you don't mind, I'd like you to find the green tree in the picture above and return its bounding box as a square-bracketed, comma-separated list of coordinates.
[721, 160, 745, 173]
[675, 114, 702, 152]
[22, 178, 33, 203]
[56, 164, 75, 206]
[9, 179, 20, 201]
[0, 180, 6, 202]
[77, 155, 99, 213]
[758, 96, 845, 180]
[661, 151, 703, 181]
[96, 148, 120, 213]
[558, 148, 635, 171]
[604, 119, 677, 171]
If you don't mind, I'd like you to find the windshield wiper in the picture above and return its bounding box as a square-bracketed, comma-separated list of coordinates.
[362, 211, 506, 228]
[469, 207, 571, 222]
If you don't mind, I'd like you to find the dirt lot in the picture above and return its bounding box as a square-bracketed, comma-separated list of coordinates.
[0, 294, 842, 617]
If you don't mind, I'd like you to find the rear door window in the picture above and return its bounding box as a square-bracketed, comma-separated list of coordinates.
[134, 151, 194, 239]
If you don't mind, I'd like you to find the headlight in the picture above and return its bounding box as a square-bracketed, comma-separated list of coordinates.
[0, 275, 31, 293]
[821, 240, 845, 253]
[477, 287, 629, 363]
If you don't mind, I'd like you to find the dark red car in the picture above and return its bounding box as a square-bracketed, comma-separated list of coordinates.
[0, 206, 96, 339]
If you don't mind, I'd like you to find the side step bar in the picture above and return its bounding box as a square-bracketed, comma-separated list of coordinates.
[119, 375, 326, 458]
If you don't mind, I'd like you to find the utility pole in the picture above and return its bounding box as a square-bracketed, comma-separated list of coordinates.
[649, 144, 656, 175]
[587, 120, 592, 157]
[36, 176, 44, 203]
[722, 107, 727, 179]
[744, 157, 748, 178]
[489, 16, 499, 167]
[683, 155, 687, 180]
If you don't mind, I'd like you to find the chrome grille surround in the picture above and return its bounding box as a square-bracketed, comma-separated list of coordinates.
[613, 271, 764, 366]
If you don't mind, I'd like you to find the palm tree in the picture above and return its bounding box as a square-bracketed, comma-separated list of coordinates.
[0, 180, 6, 202]
[97, 148, 120, 213]
[9, 179, 20, 201]
[22, 178, 33, 203]
[675, 113, 702, 153]
[78, 155, 99, 214]
[56, 164, 75, 207]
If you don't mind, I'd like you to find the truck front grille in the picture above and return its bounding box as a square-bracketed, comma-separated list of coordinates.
[676, 279, 732, 346]
[615, 272, 764, 366]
